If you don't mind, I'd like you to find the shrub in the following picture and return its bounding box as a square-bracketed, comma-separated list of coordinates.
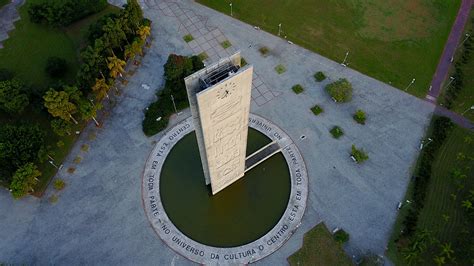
[53, 179, 66, 190]
[292, 84, 304, 94]
[143, 54, 204, 136]
[325, 78, 353, 103]
[314, 71, 326, 82]
[45, 57, 68, 78]
[311, 105, 323, 115]
[73, 156, 82, 164]
[183, 34, 194, 42]
[351, 144, 368, 163]
[353, 109, 366, 124]
[221, 40, 232, 49]
[49, 194, 59, 203]
[333, 229, 350, 244]
[330, 126, 344, 139]
[80, 144, 89, 152]
[259, 46, 269, 56]
[275, 64, 286, 74]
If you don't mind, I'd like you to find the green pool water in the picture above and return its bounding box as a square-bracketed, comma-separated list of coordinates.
[160, 128, 291, 247]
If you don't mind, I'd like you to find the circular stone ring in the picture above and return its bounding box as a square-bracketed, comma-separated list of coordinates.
[141, 113, 308, 264]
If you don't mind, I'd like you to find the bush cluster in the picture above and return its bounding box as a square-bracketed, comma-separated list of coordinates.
[325, 78, 352, 103]
[397, 116, 454, 242]
[353, 109, 366, 124]
[330, 126, 343, 139]
[311, 105, 323, 115]
[351, 144, 368, 163]
[333, 229, 350, 244]
[314, 71, 326, 82]
[142, 55, 204, 136]
[28, 0, 108, 27]
[292, 84, 304, 94]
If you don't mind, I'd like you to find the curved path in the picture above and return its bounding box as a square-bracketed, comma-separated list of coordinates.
[426, 0, 473, 102]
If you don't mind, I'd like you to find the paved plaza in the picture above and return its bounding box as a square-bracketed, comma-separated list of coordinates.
[0, 0, 434, 264]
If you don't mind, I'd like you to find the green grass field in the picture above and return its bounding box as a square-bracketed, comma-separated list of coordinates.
[197, 0, 460, 97]
[387, 124, 474, 265]
[287, 223, 352, 266]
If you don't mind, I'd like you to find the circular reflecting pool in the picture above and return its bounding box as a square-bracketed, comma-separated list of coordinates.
[160, 129, 291, 247]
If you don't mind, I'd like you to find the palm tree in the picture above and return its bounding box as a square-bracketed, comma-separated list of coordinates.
[125, 39, 144, 60]
[107, 55, 126, 79]
[137, 25, 151, 41]
[433, 255, 446, 266]
[461, 200, 473, 210]
[440, 243, 454, 259]
[92, 78, 110, 101]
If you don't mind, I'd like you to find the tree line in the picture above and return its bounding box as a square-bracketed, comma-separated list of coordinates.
[0, 0, 149, 198]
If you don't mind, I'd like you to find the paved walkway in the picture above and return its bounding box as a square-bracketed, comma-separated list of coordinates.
[426, 0, 473, 102]
[434, 106, 474, 130]
[0, 0, 24, 49]
[145, 0, 281, 107]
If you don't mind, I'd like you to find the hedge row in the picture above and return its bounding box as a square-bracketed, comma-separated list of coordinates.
[398, 116, 454, 240]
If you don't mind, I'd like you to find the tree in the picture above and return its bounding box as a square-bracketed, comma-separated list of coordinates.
[43, 89, 78, 124]
[433, 255, 446, 266]
[91, 78, 110, 100]
[137, 25, 151, 41]
[78, 99, 102, 126]
[107, 55, 126, 79]
[10, 163, 41, 198]
[124, 39, 143, 60]
[0, 79, 29, 114]
[122, 0, 143, 33]
[325, 78, 353, 103]
[102, 17, 127, 51]
[0, 124, 45, 184]
[50, 119, 72, 136]
[77, 39, 107, 89]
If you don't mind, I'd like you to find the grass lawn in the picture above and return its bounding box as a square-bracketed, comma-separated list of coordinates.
[0, 0, 119, 88]
[288, 223, 352, 266]
[197, 0, 460, 97]
[0, 1, 119, 195]
[387, 125, 474, 265]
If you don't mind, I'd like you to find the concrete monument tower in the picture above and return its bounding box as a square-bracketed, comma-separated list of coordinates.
[184, 52, 253, 195]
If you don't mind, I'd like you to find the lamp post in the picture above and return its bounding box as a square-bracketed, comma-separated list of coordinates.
[461, 105, 474, 115]
[171, 94, 178, 114]
[444, 76, 455, 90]
[278, 23, 282, 36]
[458, 33, 471, 48]
[341, 51, 349, 67]
[405, 78, 416, 91]
[229, 3, 233, 16]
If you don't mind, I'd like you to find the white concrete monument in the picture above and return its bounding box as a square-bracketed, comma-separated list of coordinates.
[184, 52, 253, 195]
